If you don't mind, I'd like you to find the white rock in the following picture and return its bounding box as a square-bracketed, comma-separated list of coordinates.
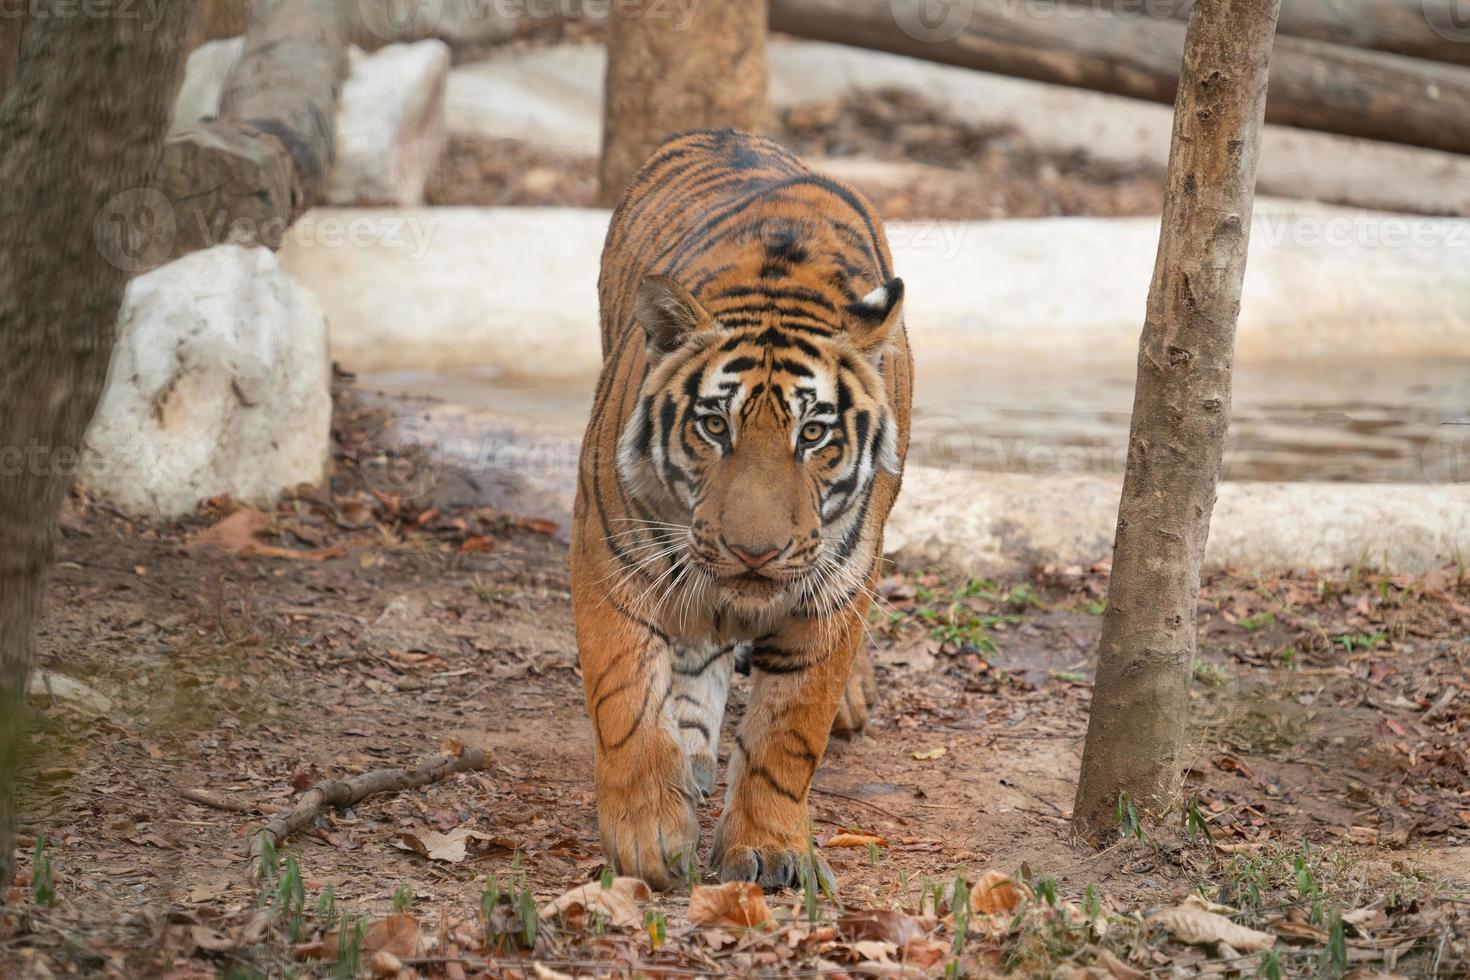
[172, 36, 244, 128]
[327, 41, 451, 207]
[27, 670, 115, 717]
[81, 245, 332, 518]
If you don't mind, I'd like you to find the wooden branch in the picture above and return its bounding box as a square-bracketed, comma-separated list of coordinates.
[247, 748, 489, 868]
[219, 0, 348, 207]
[769, 0, 1470, 157]
[157, 0, 347, 265]
[1087, 0, 1470, 69]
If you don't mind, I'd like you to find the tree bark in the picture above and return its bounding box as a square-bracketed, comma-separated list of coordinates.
[597, 1, 769, 205]
[0, 3, 24, 103]
[768, 0, 1470, 157]
[0, 0, 191, 896]
[1088, 0, 1470, 69]
[1071, 0, 1280, 845]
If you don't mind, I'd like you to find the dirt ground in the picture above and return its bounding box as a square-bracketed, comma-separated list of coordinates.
[1, 388, 1467, 978]
[426, 87, 1165, 222]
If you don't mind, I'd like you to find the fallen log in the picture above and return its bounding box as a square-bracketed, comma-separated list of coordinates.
[769, 0, 1470, 157]
[1088, 0, 1470, 69]
[247, 747, 489, 871]
[160, 0, 347, 261]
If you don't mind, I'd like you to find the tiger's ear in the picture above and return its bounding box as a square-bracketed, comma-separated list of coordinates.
[844, 277, 904, 358]
[635, 274, 715, 358]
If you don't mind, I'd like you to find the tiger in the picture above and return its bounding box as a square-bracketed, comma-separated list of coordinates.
[570, 129, 913, 891]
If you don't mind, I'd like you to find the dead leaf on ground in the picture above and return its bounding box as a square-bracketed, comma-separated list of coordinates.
[299, 913, 422, 961]
[687, 881, 776, 929]
[912, 747, 946, 760]
[825, 831, 889, 848]
[837, 909, 930, 946]
[1095, 947, 1145, 979]
[970, 870, 1030, 914]
[1149, 903, 1275, 952]
[187, 508, 344, 561]
[540, 877, 650, 930]
[396, 827, 509, 864]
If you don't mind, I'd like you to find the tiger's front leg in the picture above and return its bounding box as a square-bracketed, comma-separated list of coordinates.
[574, 597, 700, 891]
[711, 608, 865, 890]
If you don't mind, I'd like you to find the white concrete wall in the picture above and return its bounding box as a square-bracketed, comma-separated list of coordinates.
[277, 206, 1470, 376]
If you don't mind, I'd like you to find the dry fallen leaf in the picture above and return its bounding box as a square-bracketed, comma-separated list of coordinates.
[1095, 947, 1145, 979]
[395, 827, 505, 864]
[911, 747, 946, 760]
[837, 909, 929, 946]
[540, 877, 650, 930]
[970, 870, 1029, 914]
[687, 881, 776, 929]
[1149, 904, 1275, 952]
[186, 508, 344, 561]
[301, 914, 422, 962]
[825, 831, 889, 848]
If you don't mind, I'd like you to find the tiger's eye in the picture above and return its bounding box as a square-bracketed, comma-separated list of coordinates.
[800, 422, 829, 444]
[701, 416, 728, 438]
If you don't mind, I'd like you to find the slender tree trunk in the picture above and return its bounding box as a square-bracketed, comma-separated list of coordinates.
[1071, 0, 1281, 845]
[597, 1, 768, 206]
[0, 1, 192, 895]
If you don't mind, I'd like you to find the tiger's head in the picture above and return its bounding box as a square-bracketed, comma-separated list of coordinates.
[617, 273, 905, 615]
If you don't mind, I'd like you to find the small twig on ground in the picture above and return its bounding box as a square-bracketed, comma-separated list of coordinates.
[809, 786, 910, 826]
[180, 788, 256, 813]
[246, 747, 489, 871]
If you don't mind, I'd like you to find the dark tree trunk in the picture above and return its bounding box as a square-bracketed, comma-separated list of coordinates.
[598, 1, 768, 206]
[769, 0, 1470, 157]
[0, 3, 25, 102]
[1071, 0, 1281, 844]
[0, 1, 191, 894]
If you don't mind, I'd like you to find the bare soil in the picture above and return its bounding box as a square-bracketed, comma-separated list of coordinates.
[426, 88, 1165, 222]
[1, 387, 1466, 977]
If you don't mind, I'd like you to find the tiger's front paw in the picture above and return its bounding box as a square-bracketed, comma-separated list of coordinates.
[595, 740, 701, 891]
[711, 812, 835, 893]
[711, 835, 836, 892]
[830, 649, 877, 737]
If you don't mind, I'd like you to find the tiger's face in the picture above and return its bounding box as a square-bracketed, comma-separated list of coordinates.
[618, 274, 904, 615]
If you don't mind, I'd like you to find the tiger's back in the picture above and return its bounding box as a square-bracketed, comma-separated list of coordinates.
[571, 130, 913, 891]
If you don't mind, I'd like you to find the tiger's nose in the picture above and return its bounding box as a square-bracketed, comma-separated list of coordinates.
[726, 540, 786, 570]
